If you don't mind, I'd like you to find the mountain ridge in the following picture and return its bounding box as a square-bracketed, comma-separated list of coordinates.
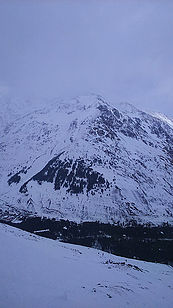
[0, 95, 173, 225]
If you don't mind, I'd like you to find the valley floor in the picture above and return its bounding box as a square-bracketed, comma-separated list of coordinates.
[0, 223, 173, 308]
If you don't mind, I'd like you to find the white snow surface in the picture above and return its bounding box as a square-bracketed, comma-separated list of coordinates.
[0, 94, 173, 225]
[0, 223, 173, 308]
[153, 112, 173, 129]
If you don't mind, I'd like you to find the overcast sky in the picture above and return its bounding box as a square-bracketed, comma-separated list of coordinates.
[0, 0, 173, 116]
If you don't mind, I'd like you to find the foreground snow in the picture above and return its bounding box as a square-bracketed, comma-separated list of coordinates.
[0, 223, 172, 308]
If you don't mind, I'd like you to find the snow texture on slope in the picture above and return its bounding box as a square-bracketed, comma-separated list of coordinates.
[0, 95, 173, 225]
[0, 223, 173, 308]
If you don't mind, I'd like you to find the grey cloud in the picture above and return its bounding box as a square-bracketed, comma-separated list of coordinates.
[0, 0, 173, 116]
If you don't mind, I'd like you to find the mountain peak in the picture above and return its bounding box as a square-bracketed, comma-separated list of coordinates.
[0, 95, 173, 226]
[117, 102, 141, 115]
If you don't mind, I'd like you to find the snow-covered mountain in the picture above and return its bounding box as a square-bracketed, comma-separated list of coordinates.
[0, 95, 173, 225]
[0, 223, 173, 308]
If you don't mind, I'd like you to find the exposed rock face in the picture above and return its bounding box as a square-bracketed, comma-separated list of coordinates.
[19, 155, 109, 195]
[0, 95, 173, 225]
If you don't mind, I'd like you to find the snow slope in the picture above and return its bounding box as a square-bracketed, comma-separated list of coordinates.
[0, 223, 173, 308]
[0, 95, 173, 225]
[153, 112, 173, 130]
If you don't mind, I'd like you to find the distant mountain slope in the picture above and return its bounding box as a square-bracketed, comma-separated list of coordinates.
[0, 95, 173, 225]
[0, 223, 173, 308]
